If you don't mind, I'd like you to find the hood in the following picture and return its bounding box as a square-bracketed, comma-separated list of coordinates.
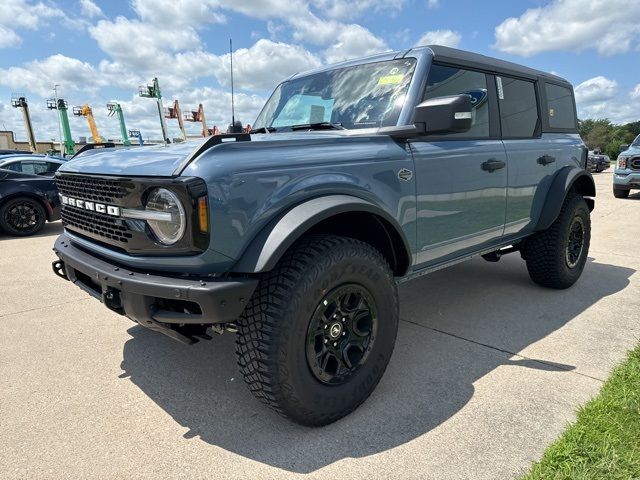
[57, 131, 356, 177]
[621, 145, 640, 156]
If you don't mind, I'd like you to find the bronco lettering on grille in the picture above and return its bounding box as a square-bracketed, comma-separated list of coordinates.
[61, 195, 121, 217]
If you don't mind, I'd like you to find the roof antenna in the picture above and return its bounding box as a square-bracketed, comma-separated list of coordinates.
[230, 38, 236, 130]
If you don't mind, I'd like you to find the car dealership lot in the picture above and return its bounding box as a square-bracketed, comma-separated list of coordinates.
[1, 172, 639, 480]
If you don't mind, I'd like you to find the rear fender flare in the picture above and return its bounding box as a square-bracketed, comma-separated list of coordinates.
[535, 166, 595, 231]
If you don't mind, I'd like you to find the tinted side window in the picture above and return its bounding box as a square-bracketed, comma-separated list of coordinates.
[423, 64, 489, 138]
[46, 162, 61, 173]
[497, 76, 539, 138]
[545, 83, 576, 130]
[2, 162, 22, 172]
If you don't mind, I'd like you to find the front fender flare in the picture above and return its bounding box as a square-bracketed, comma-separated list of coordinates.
[535, 166, 595, 231]
[232, 195, 411, 273]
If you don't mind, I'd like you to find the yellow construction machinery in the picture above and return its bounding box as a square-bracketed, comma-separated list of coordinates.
[73, 104, 104, 143]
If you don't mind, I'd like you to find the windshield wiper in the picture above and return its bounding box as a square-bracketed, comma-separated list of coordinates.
[250, 126, 277, 134]
[289, 122, 345, 131]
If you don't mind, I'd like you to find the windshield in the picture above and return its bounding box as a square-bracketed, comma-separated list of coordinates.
[253, 58, 416, 131]
[632, 134, 640, 147]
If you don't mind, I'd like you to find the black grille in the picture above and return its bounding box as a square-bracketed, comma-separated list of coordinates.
[630, 157, 640, 170]
[57, 174, 136, 246]
[62, 205, 133, 243]
[56, 174, 132, 203]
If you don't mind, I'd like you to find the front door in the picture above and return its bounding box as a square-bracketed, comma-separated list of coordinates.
[411, 64, 507, 267]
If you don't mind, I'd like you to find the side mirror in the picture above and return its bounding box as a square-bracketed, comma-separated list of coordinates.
[619, 144, 629, 153]
[378, 93, 473, 139]
[414, 94, 473, 134]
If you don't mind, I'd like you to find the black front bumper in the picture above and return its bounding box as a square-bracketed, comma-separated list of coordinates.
[52, 234, 258, 344]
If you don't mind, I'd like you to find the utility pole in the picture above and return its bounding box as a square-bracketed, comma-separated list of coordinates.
[139, 77, 169, 144]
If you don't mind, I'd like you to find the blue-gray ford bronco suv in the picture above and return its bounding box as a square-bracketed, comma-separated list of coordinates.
[52, 46, 595, 426]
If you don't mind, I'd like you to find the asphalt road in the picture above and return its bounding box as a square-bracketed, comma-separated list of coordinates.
[1, 172, 639, 480]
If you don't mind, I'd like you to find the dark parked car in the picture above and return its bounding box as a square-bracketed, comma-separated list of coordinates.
[587, 151, 610, 172]
[0, 154, 66, 177]
[0, 149, 32, 155]
[0, 168, 61, 236]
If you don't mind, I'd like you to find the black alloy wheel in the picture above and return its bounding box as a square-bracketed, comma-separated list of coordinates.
[0, 197, 46, 236]
[306, 284, 378, 385]
[565, 216, 585, 268]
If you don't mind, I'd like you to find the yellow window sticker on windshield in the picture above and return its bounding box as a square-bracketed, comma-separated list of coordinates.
[378, 74, 404, 85]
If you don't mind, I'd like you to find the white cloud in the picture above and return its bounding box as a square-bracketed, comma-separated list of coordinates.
[0, 54, 100, 97]
[79, 0, 104, 18]
[314, 0, 406, 20]
[427, 0, 439, 8]
[324, 24, 388, 64]
[493, 0, 640, 56]
[132, 0, 225, 27]
[416, 29, 461, 48]
[574, 78, 640, 124]
[0, 24, 21, 48]
[574, 76, 618, 104]
[215, 39, 321, 90]
[0, 0, 68, 47]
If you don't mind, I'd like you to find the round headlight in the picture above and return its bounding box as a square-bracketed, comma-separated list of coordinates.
[145, 188, 186, 245]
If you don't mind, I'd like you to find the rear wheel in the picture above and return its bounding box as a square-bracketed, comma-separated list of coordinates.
[522, 194, 590, 289]
[0, 197, 46, 236]
[236, 234, 398, 426]
[613, 187, 630, 199]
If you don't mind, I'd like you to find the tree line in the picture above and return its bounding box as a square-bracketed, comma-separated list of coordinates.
[578, 119, 640, 159]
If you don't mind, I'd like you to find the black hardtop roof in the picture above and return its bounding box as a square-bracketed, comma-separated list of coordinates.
[424, 45, 570, 86]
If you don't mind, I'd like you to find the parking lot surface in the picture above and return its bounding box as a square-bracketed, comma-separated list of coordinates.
[1, 172, 639, 480]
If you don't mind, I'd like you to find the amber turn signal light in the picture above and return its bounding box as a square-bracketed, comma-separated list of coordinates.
[197, 196, 209, 233]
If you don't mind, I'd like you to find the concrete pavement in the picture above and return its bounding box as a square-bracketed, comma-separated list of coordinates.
[1, 172, 639, 479]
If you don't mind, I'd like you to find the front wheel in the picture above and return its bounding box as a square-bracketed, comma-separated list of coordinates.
[236, 235, 399, 426]
[0, 197, 46, 236]
[613, 187, 629, 199]
[522, 194, 591, 289]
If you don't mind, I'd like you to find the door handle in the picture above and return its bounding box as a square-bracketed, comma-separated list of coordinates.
[537, 154, 556, 166]
[481, 158, 506, 172]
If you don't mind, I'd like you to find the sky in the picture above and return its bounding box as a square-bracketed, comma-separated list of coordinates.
[0, 0, 639, 143]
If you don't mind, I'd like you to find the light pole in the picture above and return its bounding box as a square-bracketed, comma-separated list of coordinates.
[53, 84, 64, 155]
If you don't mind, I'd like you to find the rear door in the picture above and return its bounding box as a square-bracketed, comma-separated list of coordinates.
[411, 64, 507, 266]
[496, 75, 558, 236]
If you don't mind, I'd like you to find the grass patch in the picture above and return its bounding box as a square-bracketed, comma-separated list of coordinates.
[522, 345, 640, 480]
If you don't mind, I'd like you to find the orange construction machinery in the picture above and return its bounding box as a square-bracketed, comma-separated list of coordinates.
[164, 100, 187, 140]
[183, 103, 209, 137]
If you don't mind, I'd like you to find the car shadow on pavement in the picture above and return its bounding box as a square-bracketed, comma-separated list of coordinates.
[119, 256, 634, 473]
[0, 220, 62, 240]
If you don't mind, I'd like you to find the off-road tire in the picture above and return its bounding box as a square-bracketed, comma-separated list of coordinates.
[236, 234, 399, 426]
[0, 197, 46, 236]
[613, 187, 629, 199]
[522, 194, 590, 289]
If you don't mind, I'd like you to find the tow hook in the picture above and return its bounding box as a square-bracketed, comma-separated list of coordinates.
[207, 323, 239, 336]
[51, 260, 69, 280]
[103, 288, 124, 313]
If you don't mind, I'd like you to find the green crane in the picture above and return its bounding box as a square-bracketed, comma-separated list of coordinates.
[46, 98, 75, 156]
[107, 102, 131, 146]
[139, 77, 169, 144]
